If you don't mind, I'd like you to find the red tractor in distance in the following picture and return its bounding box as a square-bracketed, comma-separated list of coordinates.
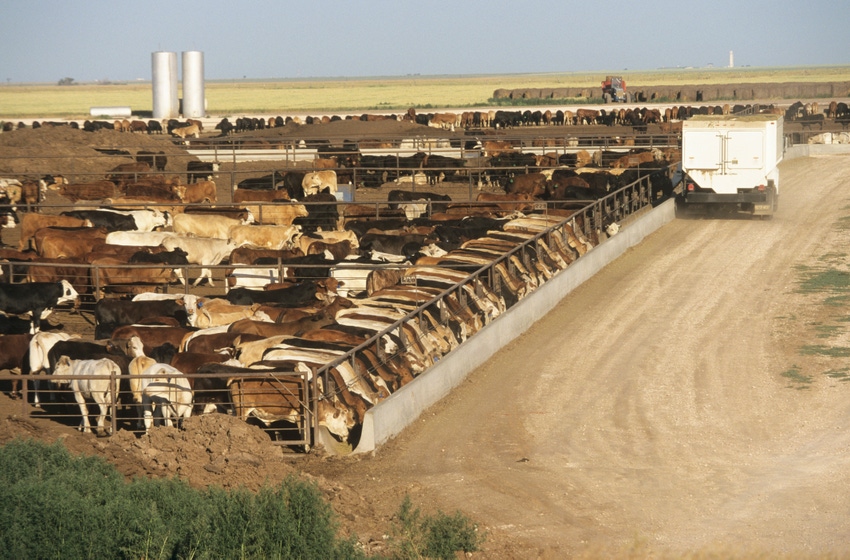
[601, 76, 631, 103]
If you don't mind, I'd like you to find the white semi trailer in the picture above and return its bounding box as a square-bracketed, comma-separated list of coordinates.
[680, 114, 784, 217]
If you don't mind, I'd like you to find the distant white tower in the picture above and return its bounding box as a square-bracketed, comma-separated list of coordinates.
[729, 50, 734, 68]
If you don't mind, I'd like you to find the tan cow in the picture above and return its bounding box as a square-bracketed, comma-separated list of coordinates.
[181, 180, 217, 204]
[244, 203, 308, 226]
[481, 140, 515, 157]
[173, 213, 246, 239]
[172, 123, 200, 139]
[228, 224, 301, 250]
[302, 170, 337, 196]
[192, 298, 272, 329]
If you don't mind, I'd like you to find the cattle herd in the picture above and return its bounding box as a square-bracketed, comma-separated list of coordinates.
[0, 97, 845, 450]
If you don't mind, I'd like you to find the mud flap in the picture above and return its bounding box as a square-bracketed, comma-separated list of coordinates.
[752, 182, 776, 217]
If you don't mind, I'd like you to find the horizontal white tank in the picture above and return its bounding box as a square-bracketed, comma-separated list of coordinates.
[89, 106, 132, 118]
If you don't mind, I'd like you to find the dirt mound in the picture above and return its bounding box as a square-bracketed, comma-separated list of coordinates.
[0, 127, 193, 178]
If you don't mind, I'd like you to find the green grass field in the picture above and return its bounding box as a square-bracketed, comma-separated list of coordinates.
[1, 65, 848, 118]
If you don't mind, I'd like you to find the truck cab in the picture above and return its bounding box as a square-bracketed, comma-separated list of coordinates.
[601, 76, 629, 103]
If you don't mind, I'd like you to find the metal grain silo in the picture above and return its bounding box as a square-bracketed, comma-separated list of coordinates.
[182, 50, 205, 118]
[151, 51, 178, 119]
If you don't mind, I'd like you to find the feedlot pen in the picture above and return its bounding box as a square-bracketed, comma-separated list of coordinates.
[0, 128, 677, 452]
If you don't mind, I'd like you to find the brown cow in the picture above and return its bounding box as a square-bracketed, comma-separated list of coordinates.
[35, 227, 109, 259]
[232, 188, 290, 204]
[181, 331, 264, 354]
[121, 182, 185, 202]
[475, 192, 534, 213]
[428, 112, 457, 130]
[575, 108, 599, 125]
[89, 256, 178, 293]
[50, 180, 116, 202]
[111, 325, 196, 357]
[503, 172, 547, 197]
[228, 309, 336, 338]
[229, 246, 304, 265]
[0, 333, 34, 398]
[19, 214, 93, 251]
[611, 150, 658, 169]
[26, 259, 91, 294]
[107, 162, 151, 184]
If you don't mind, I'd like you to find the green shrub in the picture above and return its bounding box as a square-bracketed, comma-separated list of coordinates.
[386, 495, 482, 560]
[0, 439, 366, 560]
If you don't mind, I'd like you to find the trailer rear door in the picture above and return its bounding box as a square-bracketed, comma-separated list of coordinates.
[726, 131, 765, 170]
[683, 131, 722, 170]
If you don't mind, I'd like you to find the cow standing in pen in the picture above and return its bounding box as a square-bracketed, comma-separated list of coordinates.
[0, 280, 79, 334]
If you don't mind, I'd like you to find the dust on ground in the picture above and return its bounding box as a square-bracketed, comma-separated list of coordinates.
[3, 119, 850, 558]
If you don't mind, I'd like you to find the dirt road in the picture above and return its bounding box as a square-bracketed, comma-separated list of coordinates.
[303, 153, 850, 558]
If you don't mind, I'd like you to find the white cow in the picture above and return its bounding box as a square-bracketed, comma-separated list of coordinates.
[51, 356, 119, 435]
[134, 361, 194, 432]
[105, 230, 178, 247]
[28, 332, 81, 406]
[161, 236, 241, 286]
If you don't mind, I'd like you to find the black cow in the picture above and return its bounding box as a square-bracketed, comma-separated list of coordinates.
[137, 151, 167, 172]
[293, 191, 338, 233]
[0, 280, 79, 334]
[60, 210, 137, 232]
[187, 161, 219, 183]
[225, 280, 321, 307]
[237, 171, 288, 191]
[359, 233, 435, 258]
[94, 299, 190, 339]
[387, 190, 452, 214]
[215, 118, 234, 136]
[129, 247, 189, 266]
[344, 217, 409, 238]
[47, 340, 129, 375]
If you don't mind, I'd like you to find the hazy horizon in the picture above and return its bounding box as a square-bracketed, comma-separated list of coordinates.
[1, 0, 847, 85]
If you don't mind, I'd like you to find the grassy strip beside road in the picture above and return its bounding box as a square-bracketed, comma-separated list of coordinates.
[1, 65, 848, 119]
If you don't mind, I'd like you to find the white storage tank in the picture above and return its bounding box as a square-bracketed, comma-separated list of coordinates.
[151, 51, 178, 119]
[182, 50, 205, 118]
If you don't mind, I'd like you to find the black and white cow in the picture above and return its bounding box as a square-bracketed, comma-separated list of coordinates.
[0, 280, 79, 334]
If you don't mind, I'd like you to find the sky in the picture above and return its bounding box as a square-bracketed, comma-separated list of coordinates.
[0, 0, 847, 83]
